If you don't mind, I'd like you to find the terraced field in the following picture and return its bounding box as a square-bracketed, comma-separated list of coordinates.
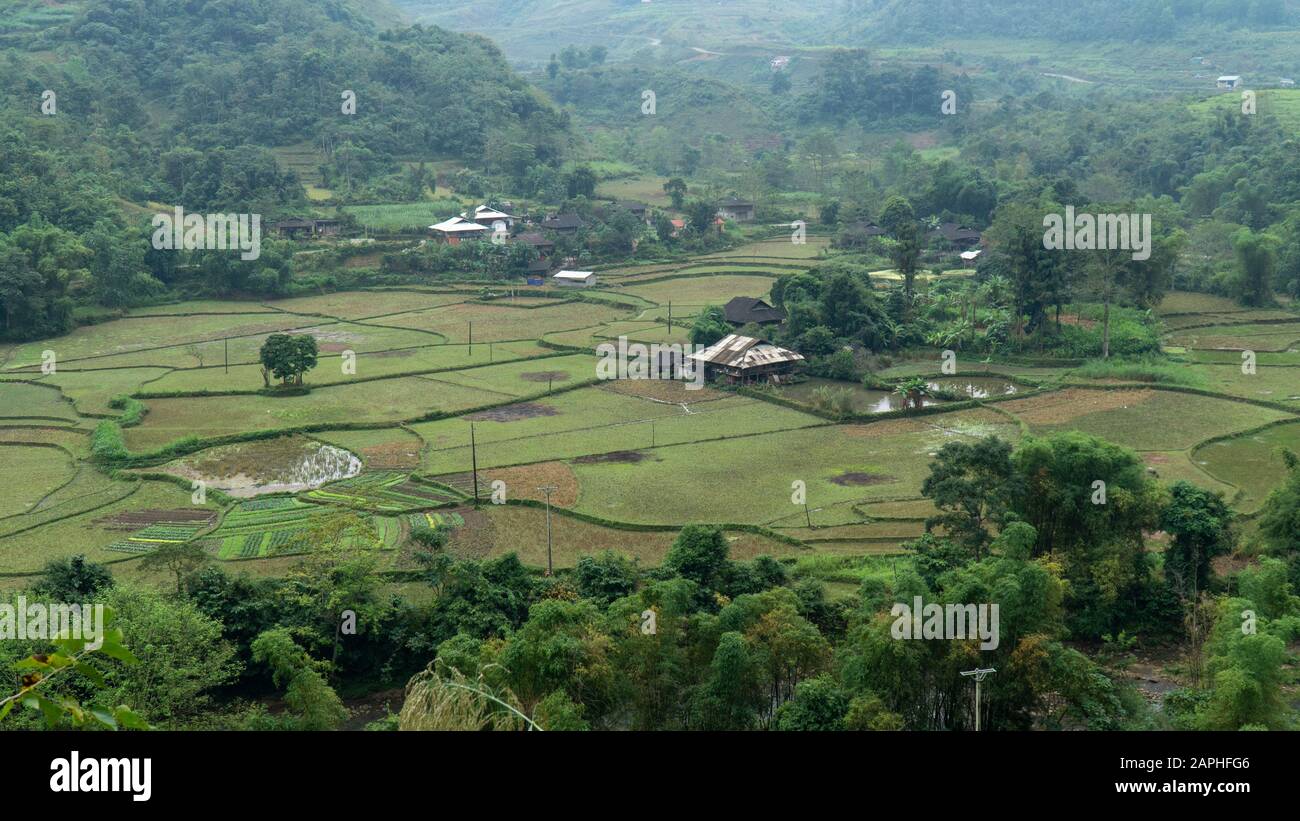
[2, 273, 1298, 585]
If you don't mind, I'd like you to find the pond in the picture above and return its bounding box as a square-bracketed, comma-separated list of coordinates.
[777, 376, 1023, 414]
[148, 436, 362, 497]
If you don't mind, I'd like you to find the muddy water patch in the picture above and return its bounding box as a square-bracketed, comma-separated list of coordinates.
[146, 436, 361, 497]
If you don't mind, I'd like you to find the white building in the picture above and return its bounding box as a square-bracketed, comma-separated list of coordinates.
[429, 216, 489, 245]
[552, 270, 598, 288]
[1217, 75, 1242, 90]
[468, 205, 516, 235]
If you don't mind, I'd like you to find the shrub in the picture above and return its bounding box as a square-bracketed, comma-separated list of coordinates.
[91, 421, 128, 462]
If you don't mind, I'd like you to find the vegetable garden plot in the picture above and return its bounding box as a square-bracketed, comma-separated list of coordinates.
[107, 521, 210, 554]
[302, 471, 462, 511]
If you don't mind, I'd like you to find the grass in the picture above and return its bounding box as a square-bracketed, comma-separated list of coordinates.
[1193, 421, 1300, 514]
[1069, 358, 1207, 387]
[0, 479, 214, 573]
[3, 313, 310, 369]
[415, 385, 824, 475]
[0, 446, 76, 518]
[341, 201, 463, 232]
[0, 382, 78, 420]
[1189, 88, 1300, 132]
[420, 353, 597, 398]
[1166, 321, 1300, 352]
[568, 409, 1021, 525]
[380, 300, 632, 342]
[1000, 388, 1292, 451]
[620, 274, 776, 305]
[122, 377, 505, 451]
[445, 505, 801, 570]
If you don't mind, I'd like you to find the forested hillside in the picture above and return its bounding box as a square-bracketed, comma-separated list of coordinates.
[401, 0, 1298, 60]
[0, 0, 570, 339]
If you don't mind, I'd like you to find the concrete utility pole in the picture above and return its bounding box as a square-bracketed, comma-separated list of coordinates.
[960, 667, 996, 732]
[537, 485, 558, 575]
[470, 423, 479, 504]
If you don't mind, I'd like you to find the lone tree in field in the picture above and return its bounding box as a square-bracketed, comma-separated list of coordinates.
[259, 333, 319, 387]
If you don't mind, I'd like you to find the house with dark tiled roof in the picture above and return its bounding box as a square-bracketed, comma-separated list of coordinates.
[541, 213, 585, 233]
[928, 222, 982, 248]
[724, 297, 785, 326]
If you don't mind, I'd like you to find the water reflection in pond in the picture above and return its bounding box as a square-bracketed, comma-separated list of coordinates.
[778, 376, 1022, 414]
[151, 436, 362, 497]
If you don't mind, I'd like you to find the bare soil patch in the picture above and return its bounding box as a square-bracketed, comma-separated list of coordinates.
[844, 418, 932, 437]
[466, 402, 559, 422]
[1002, 388, 1155, 425]
[95, 509, 217, 530]
[484, 461, 580, 507]
[358, 441, 422, 469]
[599, 380, 725, 403]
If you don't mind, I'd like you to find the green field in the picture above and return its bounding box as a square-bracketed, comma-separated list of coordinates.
[5, 248, 1300, 579]
[1194, 421, 1300, 514]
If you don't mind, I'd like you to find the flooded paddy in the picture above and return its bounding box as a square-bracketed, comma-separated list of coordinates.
[777, 376, 1023, 414]
[146, 436, 362, 497]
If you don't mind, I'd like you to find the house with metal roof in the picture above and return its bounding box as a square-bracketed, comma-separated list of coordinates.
[687, 334, 804, 384]
[429, 217, 490, 245]
[552, 270, 598, 287]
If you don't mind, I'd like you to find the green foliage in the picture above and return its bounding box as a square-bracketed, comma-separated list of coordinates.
[91, 421, 128, 462]
[32, 555, 114, 600]
[250, 627, 347, 731]
[258, 333, 319, 387]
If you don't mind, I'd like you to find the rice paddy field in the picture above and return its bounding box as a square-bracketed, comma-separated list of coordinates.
[1, 274, 1297, 584]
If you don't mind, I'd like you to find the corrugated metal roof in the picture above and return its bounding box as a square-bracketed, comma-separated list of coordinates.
[688, 334, 804, 369]
[430, 217, 488, 233]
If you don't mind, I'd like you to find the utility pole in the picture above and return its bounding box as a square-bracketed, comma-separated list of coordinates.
[667, 300, 672, 333]
[470, 423, 479, 505]
[537, 485, 558, 575]
[468, 321, 473, 356]
[960, 667, 996, 732]
[224, 337, 229, 374]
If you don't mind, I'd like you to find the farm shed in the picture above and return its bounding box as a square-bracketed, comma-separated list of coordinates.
[716, 198, 755, 222]
[552, 270, 598, 288]
[688, 334, 804, 384]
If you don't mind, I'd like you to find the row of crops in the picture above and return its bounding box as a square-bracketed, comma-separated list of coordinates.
[106, 472, 463, 560]
[202, 498, 328, 559]
[301, 471, 463, 512]
[107, 521, 211, 554]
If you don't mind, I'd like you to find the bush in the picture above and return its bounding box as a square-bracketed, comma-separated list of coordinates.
[109, 395, 147, 426]
[91, 421, 128, 462]
[409, 524, 449, 550]
[806, 349, 857, 380]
